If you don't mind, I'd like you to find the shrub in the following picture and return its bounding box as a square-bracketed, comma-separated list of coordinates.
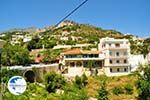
[0, 68, 21, 83]
[137, 65, 150, 100]
[97, 82, 108, 100]
[112, 86, 124, 95]
[82, 73, 88, 86]
[74, 74, 88, 89]
[124, 84, 133, 94]
[45, 72, 66, 93]
[61, 85, 88, 100]
[75, 75, 83, 89]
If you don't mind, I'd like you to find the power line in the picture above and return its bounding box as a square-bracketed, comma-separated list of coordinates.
[56, 0, 89, 26]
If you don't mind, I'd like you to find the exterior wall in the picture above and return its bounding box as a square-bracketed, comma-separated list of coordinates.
[104, 66, 130, 76]
[109, 66, 129, 73]
[62, 59, 104, 77]
[129, 54, 145, 72]
[99, 37, 131, 76]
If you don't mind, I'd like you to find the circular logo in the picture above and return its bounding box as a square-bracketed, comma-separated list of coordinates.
[8, 76, 27, 95]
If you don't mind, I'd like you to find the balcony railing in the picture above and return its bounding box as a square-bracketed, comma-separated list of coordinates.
[65, 54, 99, 59]
[106, 63, 130, 66]
[108, 45, 130, 49]
[64, 57, 104, 61]
[107, 56, 129, 59]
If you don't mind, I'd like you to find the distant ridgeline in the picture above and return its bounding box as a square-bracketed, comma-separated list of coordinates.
[0, 20, 149, 55]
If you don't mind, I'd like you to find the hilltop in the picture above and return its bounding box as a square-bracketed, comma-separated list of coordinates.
[0, 20, 149, 55]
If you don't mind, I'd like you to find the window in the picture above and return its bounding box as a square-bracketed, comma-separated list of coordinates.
[103, 44, 105, 47]
[76, 61, 82, 67]
[110, 68, 112, 72]
[110, 59, 112, 64]
[70, 62, 75, 67]
[109, 51, 112, 56]
[116, 60, 120, 63]
[124, 68, 127, 72]
[65, 55, 70, 58]
[124, 59, 127, 63]
[109, 43, 111, 47]
[66, 62, 69, 66]
[124, 52, 127, 56]
[115, 43, 120, 47]
[116, 52, 119, 56]
[117, 68, 120, 72]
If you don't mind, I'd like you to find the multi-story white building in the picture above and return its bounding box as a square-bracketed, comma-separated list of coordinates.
[99, 37, 130, 76]
[60, 37, 131, 77]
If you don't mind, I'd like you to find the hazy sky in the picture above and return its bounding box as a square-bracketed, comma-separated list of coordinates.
[0, 0, 149, 37]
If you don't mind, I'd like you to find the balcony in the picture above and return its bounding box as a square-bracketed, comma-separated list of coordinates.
[108, 45, 130, 49]
[64, 54, 105, 61]
[64, 57, 104, 61]
[107, 56, 129, 59]
[106, 63, 130, 67]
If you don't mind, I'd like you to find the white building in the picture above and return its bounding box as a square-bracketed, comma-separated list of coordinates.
[23, 36, 32, 42]
[60, 49, 105, 77]
[60, 37, 131, 77]
[98, 37, 131, 76]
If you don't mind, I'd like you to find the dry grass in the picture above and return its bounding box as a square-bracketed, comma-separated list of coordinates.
[86, 77, 101, 97]
[86, 74, 138, 100]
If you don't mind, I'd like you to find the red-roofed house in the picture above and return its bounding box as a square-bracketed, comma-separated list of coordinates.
[60, 49, 105, 76]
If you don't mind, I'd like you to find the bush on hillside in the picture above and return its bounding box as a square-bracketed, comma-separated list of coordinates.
[45, 72, 66, 93]
[112, 86, 124, 95]
[97, 82, 108, 100]
[74, 74, 88, 89]
[124, 84, 133, 95]
[137, 64, 150, 100]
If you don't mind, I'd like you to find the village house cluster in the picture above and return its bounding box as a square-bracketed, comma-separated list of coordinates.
[3, 37, 149, 78]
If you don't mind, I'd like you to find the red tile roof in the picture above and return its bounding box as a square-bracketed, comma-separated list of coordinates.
[63, 49, 100, 55]
[63, 49, 81, 55]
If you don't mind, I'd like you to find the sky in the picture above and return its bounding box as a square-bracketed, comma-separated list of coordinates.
[0, 0, 150, 37]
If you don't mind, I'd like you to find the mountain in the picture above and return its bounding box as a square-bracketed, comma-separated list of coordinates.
[0, 27, 40, 34]
[39, 21, 125, 44]
[0, 20, 149, 55]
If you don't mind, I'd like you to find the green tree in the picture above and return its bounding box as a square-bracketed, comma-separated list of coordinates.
[112, 86, 124, 95]
[124, 84, 133, 95]
[74, 74, 88, 89]
[87, 60, 95, 76]
[141, 38, 150, 58]
[97, 82, 108, 100]
[60, 85, 88, 100]
[0, 68, 21, 83]
[42, 49, 62, 63]
[74, 75, 83, 89]
[45, 72, 66, 93]
[137, 64, 150, 100]
[27, 35, 41, 51]
[2, 43, 31, 66]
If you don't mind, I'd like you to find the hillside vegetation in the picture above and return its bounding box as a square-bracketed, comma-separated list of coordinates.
[0, 20, 149, 66]
[1, 64, 150, 100]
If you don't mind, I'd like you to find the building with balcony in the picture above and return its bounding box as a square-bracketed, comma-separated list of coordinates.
[60, 37, 131, 77]
[98, 37, 131, 76]
[60, 49, 105, 76]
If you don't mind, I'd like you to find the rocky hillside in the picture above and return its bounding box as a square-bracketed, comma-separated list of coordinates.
[0, 20, 149, 55]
